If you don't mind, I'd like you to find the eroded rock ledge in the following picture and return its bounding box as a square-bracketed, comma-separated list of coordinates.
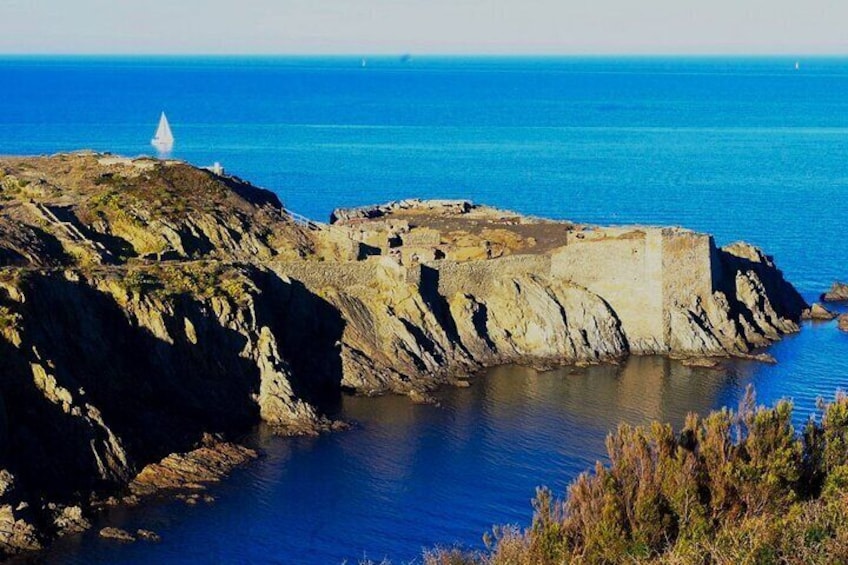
[822, 281, 848, 303]
[0, 154, 807, 558]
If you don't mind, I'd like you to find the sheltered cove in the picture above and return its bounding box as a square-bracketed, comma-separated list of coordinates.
[0, 153, 808, 557]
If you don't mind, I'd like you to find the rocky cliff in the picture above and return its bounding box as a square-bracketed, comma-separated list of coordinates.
[0, 154, 807, 558]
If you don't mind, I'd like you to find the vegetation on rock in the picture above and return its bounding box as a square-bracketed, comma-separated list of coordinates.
[414, 388, 848, 564]
[0, 153, 315, 267]
[0, 154, 815, 560]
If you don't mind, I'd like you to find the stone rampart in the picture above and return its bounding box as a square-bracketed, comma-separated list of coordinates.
[550, 227, 717, 353]
[551, 229, 664, 350]
[273, 227, 719, 356]
[431, 255, 552, 297]
[269, 257, 406, 291]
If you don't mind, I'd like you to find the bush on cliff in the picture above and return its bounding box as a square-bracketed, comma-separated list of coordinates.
[419, 387, 848, 564]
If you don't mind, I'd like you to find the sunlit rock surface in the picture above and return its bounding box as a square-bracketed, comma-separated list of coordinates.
[0, 154, 807, 557]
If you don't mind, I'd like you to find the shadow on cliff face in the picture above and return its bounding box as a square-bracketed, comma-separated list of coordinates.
[216, 173, 282, 209]
[48, 205, 131, 264]
[259, 274, 345, 414]
[0, 222, 70, 268]
[419, 265, 474, 358]
[716, 247, 808, 320]
[0, 274, 263, 498]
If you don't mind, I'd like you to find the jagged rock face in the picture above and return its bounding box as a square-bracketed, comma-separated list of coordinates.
[720, 243, 807, 320]
[448, 276, 626, 366]
[0, 157, 810, 558]
[0, 266, 321, 552]
[0, 469, 41, 556]
[663, 243, 806, 357]
[822, 281, 848, 303]
[272, 265, 628, 397]
[320, 271, 470, 393]
[0, 154, 316, 267]
[0, 262, 346, 555]
[0, 217, 69, 267]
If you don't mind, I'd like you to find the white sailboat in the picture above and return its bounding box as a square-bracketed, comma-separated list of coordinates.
[151, 112, 174, 153]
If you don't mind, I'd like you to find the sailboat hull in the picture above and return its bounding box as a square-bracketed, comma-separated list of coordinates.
[151, 139, 174, 152]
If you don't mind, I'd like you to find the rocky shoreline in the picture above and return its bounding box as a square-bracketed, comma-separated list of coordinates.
[0, 153, 810, 558]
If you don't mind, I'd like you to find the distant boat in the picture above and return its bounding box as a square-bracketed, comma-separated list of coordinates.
[795, 61, 800, 71]
[361, 58, 367, 68]
[151, 112, 174, 153]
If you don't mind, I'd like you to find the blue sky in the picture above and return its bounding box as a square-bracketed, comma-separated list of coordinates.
[1, 0, 845, 55]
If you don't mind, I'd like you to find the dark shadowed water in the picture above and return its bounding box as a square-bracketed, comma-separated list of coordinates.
[1, 57, 846, 563]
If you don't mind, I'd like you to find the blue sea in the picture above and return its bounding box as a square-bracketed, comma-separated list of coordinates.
[2, 56, 847, 564]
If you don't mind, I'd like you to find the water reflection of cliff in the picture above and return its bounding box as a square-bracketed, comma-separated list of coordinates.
[48, 336, 843, 564]
[470, 357, 736, 429]
[334, 357, 745, 494]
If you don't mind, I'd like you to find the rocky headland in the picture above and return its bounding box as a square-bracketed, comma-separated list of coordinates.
[0, 153, 808, 558]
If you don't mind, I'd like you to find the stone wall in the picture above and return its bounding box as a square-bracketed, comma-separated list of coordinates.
[275, 227, 744, 357]
[269, 257, 406, 291]
[661, 229, 716, 310]
[551, 229, 665, 351]
[431, 255, 552, 297]
[551, 227, 717, 353]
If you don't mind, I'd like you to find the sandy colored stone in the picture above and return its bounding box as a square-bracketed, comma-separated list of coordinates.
[680, 357, 723, 369]
[806, 303, 837, 321]
[98, 527, 135, 542]
[822, 281, 848, 302]
[51, 505, 90, 535]
[129, 441, 258, 496]
[136, 529, 161, 542]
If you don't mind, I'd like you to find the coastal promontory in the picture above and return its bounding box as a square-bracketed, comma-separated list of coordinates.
[0, 153, 807, 557]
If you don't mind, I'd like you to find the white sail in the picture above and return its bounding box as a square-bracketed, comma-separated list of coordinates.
[151, 112, 174, 152]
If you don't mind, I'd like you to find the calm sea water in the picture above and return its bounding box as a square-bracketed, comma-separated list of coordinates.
[2, 57, 847, 563]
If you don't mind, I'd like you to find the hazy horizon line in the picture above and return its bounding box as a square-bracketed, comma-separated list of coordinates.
[2, 52, 847, 58]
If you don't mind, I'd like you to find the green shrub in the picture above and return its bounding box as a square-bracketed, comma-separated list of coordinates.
[412, 388, 848, 564]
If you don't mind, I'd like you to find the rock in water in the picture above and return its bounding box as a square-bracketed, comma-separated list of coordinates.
[680, 357, 723, 369]
[50, 505, 90, 535]
[98, 527, 135, 542]
[821, 281, 848, 302]
[136, 529, 161, 542]
[129, 441, 258, 496]
[839, 314, 848, 333]
[803, 303, 837, 321]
